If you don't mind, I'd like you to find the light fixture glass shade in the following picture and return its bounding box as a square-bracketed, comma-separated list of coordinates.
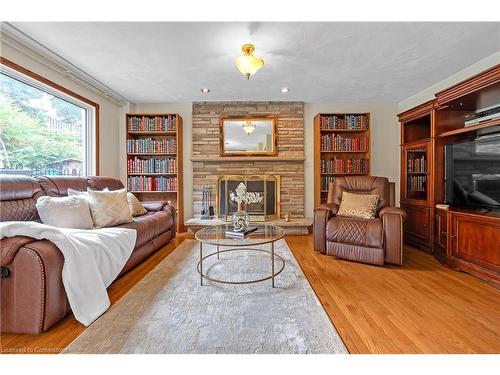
[235, 44, 264, 79]
[242, 120, 256, 134]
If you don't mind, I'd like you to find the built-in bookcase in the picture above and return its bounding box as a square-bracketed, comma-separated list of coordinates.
[314, 113, 371, 205]
[126, 113, 183, 232]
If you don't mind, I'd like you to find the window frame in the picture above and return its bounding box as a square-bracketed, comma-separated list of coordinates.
[0, 57, 100, 175]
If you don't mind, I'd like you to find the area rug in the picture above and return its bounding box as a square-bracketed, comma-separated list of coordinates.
[63, 239, 348, 354]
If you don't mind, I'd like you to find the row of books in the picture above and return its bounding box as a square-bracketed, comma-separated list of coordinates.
[128, 176, 178, 192]
[321, 134, 368, 152]
[408, 175, 427, 192]
[321, 158, 369, 174]
[127, 138, 177, 154]
[320, 114, 369, 130]
[408, 156, 426, 173]
[127, 115, 176, 132]
[127, 157, 177, 174]
[321, 176, 336, 191]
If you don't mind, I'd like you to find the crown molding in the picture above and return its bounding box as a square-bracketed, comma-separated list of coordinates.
[0, 22, 129, 106]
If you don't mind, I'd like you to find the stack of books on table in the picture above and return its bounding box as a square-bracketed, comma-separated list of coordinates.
[224, 227, 258, 238]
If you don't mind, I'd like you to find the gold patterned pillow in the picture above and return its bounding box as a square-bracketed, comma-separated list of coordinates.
[337, 191, 379, 219]
[87, 188, 133, 228]
[127, 192, 148, 217]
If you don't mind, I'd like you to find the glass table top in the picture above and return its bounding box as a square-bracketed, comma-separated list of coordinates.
[195, 224, 285, 247]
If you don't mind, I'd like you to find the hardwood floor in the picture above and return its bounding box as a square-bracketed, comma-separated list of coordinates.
[286, 235, 500, 354]
[1, 234, 499, 354]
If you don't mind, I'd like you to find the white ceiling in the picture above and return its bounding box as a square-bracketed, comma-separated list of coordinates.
[11, 22, 500, 103]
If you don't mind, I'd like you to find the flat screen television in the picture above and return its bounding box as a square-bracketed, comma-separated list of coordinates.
[445, 131, 500, 209]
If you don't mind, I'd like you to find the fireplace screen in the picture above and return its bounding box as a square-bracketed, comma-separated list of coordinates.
[218, 175, 280, 222]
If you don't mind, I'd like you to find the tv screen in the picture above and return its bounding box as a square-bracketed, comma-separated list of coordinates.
[445, 132, 500, 209]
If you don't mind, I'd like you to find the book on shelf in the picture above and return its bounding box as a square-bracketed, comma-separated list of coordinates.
[320, 114, 368, 130]
[408, 175, 427, 192]
[407, 155, 426, 173]
[321, 176, 336, 191]
[320, 134, 368, 152]
[224, 226, 258, 237]
[127, 156, 177, 174]
[127, 138, 177, 154]
[320, 158, 368, 174]
[127, 115, 176, 132]
[127, 176, 177, 192]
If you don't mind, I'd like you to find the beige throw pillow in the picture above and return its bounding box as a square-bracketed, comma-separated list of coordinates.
[87, 188, 133, 228]
[337, 191, 379, 219]
[127, 192, 148, 217]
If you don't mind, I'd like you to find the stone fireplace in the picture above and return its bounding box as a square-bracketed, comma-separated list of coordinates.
[191, 101, 305, 222]
[218, 175, 280, 222]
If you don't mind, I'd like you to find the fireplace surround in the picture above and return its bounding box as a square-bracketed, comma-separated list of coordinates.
[218, 175, 280, 222]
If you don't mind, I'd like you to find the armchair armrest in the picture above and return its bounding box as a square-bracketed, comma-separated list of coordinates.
[1, 236, 35, 266]
[313, 203, 339, 254]
[379, 206, 407, 221]
[379, 206, 406, 266]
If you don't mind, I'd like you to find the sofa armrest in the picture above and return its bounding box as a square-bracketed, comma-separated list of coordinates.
[379, 206, 406, 265]
[313, 203, 338, 253]
[1, 236, 35, 266]
[141, 201, 177, 237]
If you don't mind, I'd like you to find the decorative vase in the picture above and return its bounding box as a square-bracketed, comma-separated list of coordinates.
[232, 202, 250, 232]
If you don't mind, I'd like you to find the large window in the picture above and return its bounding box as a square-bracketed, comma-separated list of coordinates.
[0, 61, 97, 177]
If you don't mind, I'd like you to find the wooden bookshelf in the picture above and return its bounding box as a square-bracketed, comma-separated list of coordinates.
[126, 113, 184, 232]
[314, 113, 371, 206]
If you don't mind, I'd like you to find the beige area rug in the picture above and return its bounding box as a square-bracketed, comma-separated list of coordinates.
[64, 239, 348, 354]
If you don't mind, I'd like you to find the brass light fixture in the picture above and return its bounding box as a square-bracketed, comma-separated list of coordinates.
[235, 44, 264, 79]
[242, 120, 256, 134]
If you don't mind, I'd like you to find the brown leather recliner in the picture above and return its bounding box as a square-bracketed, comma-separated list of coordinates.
[0, 175, 177, 334]
[314, 176, 406, 266]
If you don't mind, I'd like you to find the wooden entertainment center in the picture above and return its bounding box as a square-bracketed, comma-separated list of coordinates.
[398, 65, 500, 286]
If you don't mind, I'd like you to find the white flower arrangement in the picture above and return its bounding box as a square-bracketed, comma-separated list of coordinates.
[229, 182, 264, 205]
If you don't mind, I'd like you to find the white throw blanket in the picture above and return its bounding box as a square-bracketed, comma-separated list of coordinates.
[0, 222, 136, 326]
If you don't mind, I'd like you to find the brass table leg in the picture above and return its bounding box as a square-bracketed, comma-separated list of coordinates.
[271, 241, 275, 288]
[200, 242, 203, 286]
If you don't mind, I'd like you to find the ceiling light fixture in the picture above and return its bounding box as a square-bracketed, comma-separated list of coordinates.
[235, 44, 264, 80]
[281, 87, 289, 93]
[200, 88, 210, 93]
[242, 120, 256, 135]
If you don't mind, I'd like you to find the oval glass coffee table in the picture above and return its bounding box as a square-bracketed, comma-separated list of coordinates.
[195, 224, 285, 287]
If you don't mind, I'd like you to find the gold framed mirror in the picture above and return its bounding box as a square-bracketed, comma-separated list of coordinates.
[220, 116, 277, 156]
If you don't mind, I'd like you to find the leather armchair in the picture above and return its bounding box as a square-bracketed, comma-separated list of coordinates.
[313, 176, 406, 266]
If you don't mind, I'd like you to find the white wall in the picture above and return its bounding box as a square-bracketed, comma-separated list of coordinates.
[399, 51, 500, 112]
[304, 103, 400, 217]
[127, 102, 400, 220]
[0, 33, 124, 177]
[128, 103, 193, 219]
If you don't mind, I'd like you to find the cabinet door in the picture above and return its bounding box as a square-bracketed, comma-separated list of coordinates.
[434, 209, 447, 255]
[403, 204, 431, 245]
[450, 213, 500, 272]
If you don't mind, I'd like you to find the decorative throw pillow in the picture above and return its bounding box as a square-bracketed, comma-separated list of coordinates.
[68, 187, 108, 198]
[337, 191, 379, 219]
[36, 195, 94, 229]
[87, 188, 133, 228]
[127, 192, 148, 217]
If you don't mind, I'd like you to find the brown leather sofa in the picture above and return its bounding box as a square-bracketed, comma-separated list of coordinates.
[314, 176, 406, 266]
[0, 175, 176, 334]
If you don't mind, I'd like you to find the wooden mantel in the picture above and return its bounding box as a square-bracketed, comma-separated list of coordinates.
[190, 156, 306, 162]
